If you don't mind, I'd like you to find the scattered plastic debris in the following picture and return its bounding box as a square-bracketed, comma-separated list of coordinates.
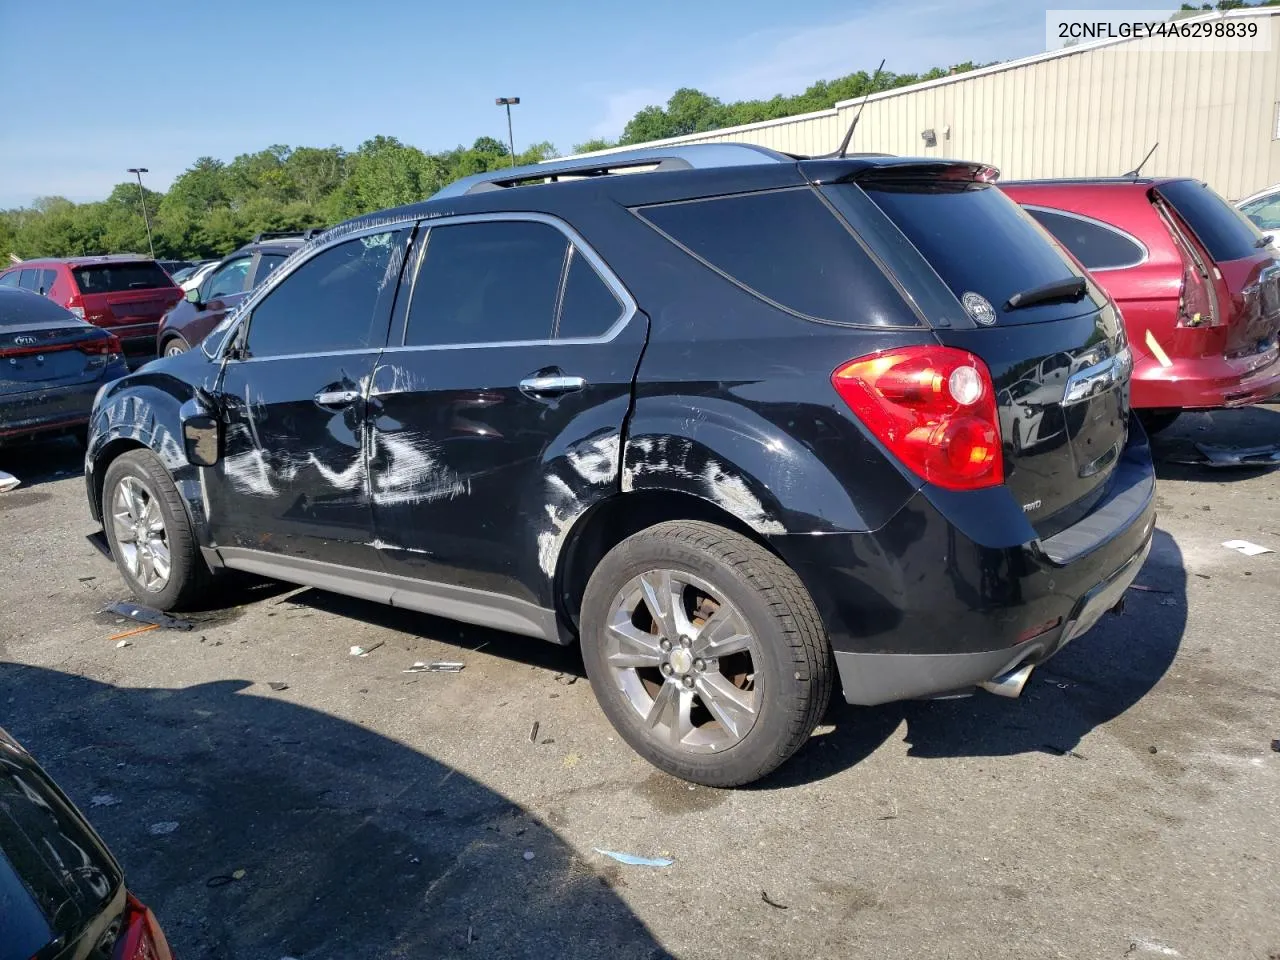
[148, 821, 180, 836]
[593, 848, 674, 868]
[0, 470, 19, 493]
[349, 641, 385, 657]
[1271, 739, 1279, 753]
[108, 624, 159, 642]
[1222, 540, 1273, 556]
[115, 639, 133, 649]
[529, 721, 540, 743]
[1167, 442, 1280, 469]
[402, 661, 464, 673]
[1148, 746, 1158, 755]
[1129, 584, 1169, 594]
[761, 890, 789, 910]
[90, 794, 119, 808]
[1041, 744, 1086, 760]
[104, 601, 194, 631]
[268, 682, 289, 692]
[554, 673, 578, 685]
[522, 850, 535, 862]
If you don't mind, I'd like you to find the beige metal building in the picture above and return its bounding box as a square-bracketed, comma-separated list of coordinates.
[570, 7, 1280, 200]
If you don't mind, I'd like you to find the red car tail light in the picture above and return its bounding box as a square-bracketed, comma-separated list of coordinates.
[113, 893, 174, 960]
[80, 334, 123, 357]
[832, 345, 1003, 491]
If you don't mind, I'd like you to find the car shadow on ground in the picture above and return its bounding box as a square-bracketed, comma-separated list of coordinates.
[0, 435, 84, 493]
[1150, 403, 1280, 484]
[761, 526, 1188, 788]
[0, 665, 670, 960]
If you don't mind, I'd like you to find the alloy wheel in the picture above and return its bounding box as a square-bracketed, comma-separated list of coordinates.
[111, 476, 171, 592]
[604, 569, 760, 752]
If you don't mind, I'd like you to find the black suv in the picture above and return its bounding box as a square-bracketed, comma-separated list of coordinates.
[155, 230, 324, 357]
[84, 146, 1155, 786]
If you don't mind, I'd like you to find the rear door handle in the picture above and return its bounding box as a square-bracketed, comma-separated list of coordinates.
[314, 388, 360, 407]
[519, 374, 586, 397]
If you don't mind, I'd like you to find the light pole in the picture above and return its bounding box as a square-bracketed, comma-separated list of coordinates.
[495, 97, 520, 167]
[126, 167, 156, 259]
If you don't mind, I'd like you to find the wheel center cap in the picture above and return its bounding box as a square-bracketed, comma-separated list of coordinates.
[669, 647, 693, 676]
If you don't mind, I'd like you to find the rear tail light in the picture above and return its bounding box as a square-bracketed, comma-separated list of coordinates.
[113, 894, 174, 960]
[832, 345, 1003, 491]
[80, 334, 123, 357]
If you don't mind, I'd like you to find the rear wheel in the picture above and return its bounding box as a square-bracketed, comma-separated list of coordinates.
[103, 449, 213, 610]
[162, 336, 189, 358]
[581, 520, 831, 787]
[1137, 409, 1181, 436]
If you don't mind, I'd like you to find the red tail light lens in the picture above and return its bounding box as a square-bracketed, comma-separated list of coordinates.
[113, 894, 174, 960]
[80, 334, 123, 357]
[832, 346, 1003, 490]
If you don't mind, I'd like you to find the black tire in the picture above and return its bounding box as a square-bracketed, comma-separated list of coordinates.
[161, 335, 189, 358]
[102, 449, 213, 611]
[1137, 409, 1181, 436]
[580, 520, 832, 787]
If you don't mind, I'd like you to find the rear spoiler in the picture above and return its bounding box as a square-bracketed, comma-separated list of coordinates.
[800, 157, 1001, 187]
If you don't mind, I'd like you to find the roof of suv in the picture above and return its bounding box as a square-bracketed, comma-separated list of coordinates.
[7, 254, 156, 267]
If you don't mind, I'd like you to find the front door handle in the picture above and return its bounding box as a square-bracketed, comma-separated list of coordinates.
[519, 374, 586, 397]
[315, 388, 360, 407]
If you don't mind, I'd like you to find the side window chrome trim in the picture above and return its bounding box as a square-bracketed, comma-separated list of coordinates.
[395, 210, 636, 350]
[1023, 205, 1150, 272]
[206, 220, 414, 360]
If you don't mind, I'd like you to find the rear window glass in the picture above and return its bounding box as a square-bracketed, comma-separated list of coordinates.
[1026, 209, 1146, 270]
[860, 179, 1097, 323]
[637, 188, 917, 327]
[72, 262, 174, 294]
[1158, 180, 1264, 263]
[0, 290, 81, 326]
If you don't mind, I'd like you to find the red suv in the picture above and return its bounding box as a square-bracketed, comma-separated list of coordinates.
[1002, 178, 1280, 433]
[0, 256, 183, 367]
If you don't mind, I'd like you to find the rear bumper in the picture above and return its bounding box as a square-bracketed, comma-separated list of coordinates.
[1131, 344, 1280, 409]
[770, 423, 1157, 705]
[0, 377, 118, 443]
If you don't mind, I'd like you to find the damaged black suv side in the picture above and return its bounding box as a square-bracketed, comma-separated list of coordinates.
[85, 145, 1155, 786]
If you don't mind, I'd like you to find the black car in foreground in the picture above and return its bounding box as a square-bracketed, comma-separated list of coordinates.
[1, 288, 128, 445]
[0, 727, 173, 960]
[83, 145, 1155, 786]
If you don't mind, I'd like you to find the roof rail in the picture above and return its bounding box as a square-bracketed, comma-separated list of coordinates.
[252, 228, 326, 243]
[430, 143, 791, 200]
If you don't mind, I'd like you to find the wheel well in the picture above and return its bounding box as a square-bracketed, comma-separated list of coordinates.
[557, 490, 775, 631]
[91, 437, 147, 520]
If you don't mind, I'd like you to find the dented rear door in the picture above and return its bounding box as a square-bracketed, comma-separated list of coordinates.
[368, 215, 647, 612]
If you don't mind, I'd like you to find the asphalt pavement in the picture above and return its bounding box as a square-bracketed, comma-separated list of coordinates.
[1, 405, 1278, 960]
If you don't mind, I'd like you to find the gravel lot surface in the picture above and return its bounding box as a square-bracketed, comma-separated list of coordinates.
[2, 405, 1278, 960]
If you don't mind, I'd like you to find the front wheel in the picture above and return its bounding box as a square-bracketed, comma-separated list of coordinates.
[581, 520, 831, 787]
[162, 336, 189, 358]
[102, 449, 213, 610]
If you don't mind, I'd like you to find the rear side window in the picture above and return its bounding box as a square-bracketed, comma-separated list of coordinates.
[406, 220, 567, 346]
[556, 249, 624, 339]
[245, 231, 402, 358]
[637, 188, 915, 326]
[18, 269, 39, 291]
[860, 179, 1096, 323]
[39, 269, 57, 294]
[72, 262, 174, 294]
[1157, 180, 1262, 262]
[1027, 209, 1146, 270]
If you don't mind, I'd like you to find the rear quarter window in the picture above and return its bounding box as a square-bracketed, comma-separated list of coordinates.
[636, 187, 919, 327]
[1025, 208, 1146, 270]
[72, 262, 175, 294]
[1157, 180, 1263, 263]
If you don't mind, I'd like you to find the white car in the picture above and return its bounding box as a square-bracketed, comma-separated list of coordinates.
[1237, 183, 1279, 248]
[177, 260, 218, 293]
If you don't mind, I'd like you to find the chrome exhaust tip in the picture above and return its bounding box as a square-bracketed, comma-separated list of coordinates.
[979, 663, 1034, 699]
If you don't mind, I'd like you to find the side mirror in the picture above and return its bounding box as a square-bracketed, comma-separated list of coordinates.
[182, 415, 220, 466]
[185, 287, 202, 306]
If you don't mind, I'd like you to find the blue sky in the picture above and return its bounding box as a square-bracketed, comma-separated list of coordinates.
[0, 0, 1178, 208]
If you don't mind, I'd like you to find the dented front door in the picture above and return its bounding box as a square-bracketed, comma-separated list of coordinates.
[365, 216, 647, 611]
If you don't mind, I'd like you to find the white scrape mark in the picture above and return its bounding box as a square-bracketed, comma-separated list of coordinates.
[372, 433, 467, 505]
[700, 460, 786, 535]
[367, 539, 432, 555]
[537, 474, 579, 577]
[566, 433, 619, 485]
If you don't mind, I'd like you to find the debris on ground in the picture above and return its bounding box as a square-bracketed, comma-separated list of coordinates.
[1271, 739, 1279, 753]
[1166, 442, 1280, 469]
[104, 601, 194, 631]
[1149, 746, 1158, 755]
[1129, 584, 1169, 594]
[402, 661, 464, 673]
[90, 794, 119, 808]
[108, 623, 159, 642]
[522, 850, 535, 862]
[115, 639, 133, 649]
[761, 890, 789, 910]
[1041, 744, 1086, 760]
[268, 682, 289, 692]
[529, 721, 540, 743]
[349, 641, 385, 657]
[554, 673, 578, 685]
[206, 868, 248, 888]
[148, 821, 180, 836]
[0, 470, 19, 493]
[1222, 540, 1273, 556]
[593, 848, 674, 868]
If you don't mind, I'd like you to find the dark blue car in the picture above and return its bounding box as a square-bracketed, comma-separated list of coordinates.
[1, 287, 128, 446]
